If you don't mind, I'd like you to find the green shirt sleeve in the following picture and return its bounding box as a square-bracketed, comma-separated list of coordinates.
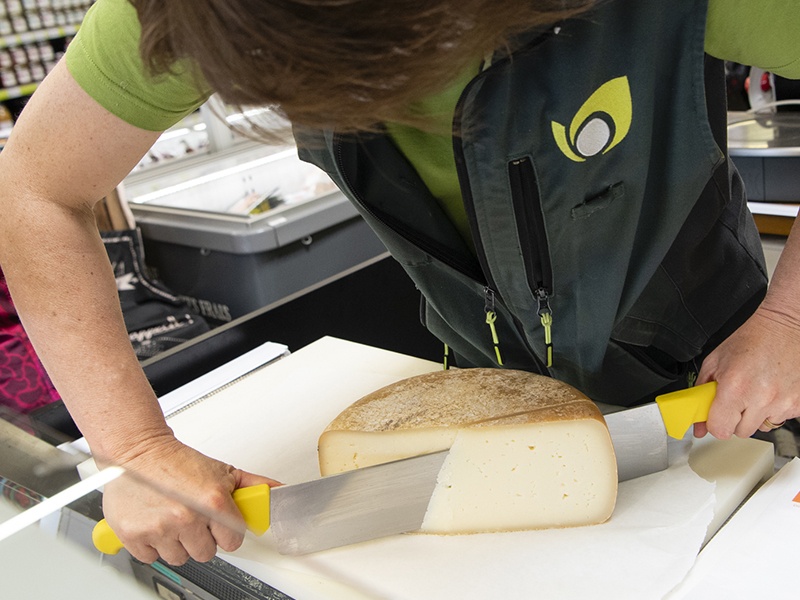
[65, 0, 211, 131]
[706, 0, 800, 79]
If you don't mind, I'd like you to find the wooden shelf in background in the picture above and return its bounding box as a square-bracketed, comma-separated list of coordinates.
[93, 187, 135, 232]
[748, 202, 798, 237]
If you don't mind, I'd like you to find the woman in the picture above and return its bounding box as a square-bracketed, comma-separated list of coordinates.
[0, 0, 798, 566]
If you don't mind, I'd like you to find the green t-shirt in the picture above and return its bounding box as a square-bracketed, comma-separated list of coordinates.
[66, 0, 211, 131]
[66, 0, 800, 241]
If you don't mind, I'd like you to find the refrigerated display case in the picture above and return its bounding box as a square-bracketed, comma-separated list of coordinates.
[728, 111, 800, 203]
[121, 136, 388, 325]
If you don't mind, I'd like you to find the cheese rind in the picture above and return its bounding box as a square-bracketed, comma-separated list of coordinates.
[318, 368, 617, 533]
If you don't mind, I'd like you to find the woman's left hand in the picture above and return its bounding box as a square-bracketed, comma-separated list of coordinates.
[695, 303, 800, 439]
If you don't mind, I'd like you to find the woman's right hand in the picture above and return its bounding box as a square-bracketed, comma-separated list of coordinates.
[101, 434, 280, 565]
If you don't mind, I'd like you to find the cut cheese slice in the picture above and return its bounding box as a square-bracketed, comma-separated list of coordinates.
[318, 368, 617, 534]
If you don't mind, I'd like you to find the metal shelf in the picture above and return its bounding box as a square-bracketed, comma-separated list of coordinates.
[0, 81, 38, 101]
[1, 24, 78, 100]
[0, 24, 79, 50]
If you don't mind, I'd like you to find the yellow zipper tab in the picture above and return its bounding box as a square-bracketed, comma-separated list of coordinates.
[484, 287, 504, 366]
[535, 288, 553, 368]
[540, 311, 553, 367]
[486, 310, 503, 367]
[485, 310, 504, 366]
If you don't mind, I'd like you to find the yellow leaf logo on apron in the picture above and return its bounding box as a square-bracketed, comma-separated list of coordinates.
[551, 76, 632, 162]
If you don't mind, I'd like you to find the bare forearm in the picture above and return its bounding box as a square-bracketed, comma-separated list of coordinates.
[0, 59, 169, 462]
[761, 219, 800, 322]
[0, 200, 172, 460]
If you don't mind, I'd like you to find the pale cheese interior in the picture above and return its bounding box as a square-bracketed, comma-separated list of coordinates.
[421, 420, 616, 533]
[319, 429, 456, 474]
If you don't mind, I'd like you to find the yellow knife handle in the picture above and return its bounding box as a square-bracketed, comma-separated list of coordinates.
[92, 518, 126, 555]
[92, 483, 271, 555]
[655, 381, 717, 439]
[232, 483, 271, 536]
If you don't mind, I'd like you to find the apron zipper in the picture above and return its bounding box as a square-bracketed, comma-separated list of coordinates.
[508, 157, 555, 367]
[451, 85, 546, 374]
[333, 133, 539, 371]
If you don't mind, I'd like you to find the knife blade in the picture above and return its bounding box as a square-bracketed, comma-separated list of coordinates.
[92, 449, 449, 556]
[604, 381, 717, 481]
[93, 382, 717, 555]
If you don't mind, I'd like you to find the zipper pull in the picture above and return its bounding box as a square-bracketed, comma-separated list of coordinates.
[484, 287, 504, 366]
[535, 288, 554, 368]
[687, 370, 697, 388]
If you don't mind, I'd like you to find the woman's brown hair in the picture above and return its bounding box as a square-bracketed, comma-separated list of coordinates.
[129, 0, 595, 136]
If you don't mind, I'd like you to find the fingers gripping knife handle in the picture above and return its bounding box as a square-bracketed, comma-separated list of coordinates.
[655, 381, 717, 439]
[92, 484, 272, 555]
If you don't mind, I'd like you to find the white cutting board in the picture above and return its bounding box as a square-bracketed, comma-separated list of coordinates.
[164, 337, 774, 600]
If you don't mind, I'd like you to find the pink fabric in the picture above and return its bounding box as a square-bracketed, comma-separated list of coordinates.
[0, 267, 61, 414]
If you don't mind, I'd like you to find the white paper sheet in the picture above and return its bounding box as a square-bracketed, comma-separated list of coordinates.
[224, 438, 715, 600]
[143, 338, 792, 599]
[667, 458, 800, 599]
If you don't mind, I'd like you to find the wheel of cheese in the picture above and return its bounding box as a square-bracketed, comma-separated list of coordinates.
[318, 368, 617, 534]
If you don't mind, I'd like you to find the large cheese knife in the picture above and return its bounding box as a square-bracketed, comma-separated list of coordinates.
[93, 382, 717, 556]
[604, 381, 717, 481]
[92, 450, 449, 556]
